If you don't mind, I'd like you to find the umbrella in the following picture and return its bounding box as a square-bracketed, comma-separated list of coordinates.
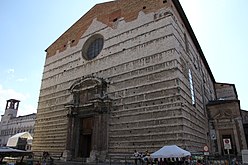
[151, 145, 191, 158]
[0, 146, 32, 162]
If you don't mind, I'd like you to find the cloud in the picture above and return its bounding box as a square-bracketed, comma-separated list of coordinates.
[4, 69, 27, 83]
[6, 69, 15, 74]
[17, 103, 36, 116]
[16, 78, 27, 82]
[4, 68, 15, 81]
[0, 84, 35, 116]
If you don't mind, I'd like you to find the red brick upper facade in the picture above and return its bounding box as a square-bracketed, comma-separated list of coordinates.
[45, 0, 171, 58]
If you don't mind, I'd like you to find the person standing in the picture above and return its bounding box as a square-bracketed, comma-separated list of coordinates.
[134, 150, 140, 165]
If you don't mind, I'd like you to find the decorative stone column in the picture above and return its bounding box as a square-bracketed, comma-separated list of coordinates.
[63, 104, 78, 161]
[89, 99, 111, 162]
[215, 123, 222, 156]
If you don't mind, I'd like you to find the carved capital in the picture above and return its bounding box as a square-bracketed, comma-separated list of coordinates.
[64, 104, 78, 118]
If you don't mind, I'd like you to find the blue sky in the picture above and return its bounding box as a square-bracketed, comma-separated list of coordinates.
[0, 0, 247, 116]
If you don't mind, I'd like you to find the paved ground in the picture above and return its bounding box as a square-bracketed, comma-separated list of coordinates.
[53, 160, 133, 165]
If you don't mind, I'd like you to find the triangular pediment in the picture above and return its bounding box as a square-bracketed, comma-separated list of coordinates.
[213, 110, 232, 120]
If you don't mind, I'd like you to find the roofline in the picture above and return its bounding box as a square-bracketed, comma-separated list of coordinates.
[45, 3, 100, 53]
[7, 99, 20, 102]
[15, 113, 37, 118]
[45, 0, 118, 54]
[172, 0, 215, 83]
[207, 99, 240, 106]
[215, 82, 235, 86]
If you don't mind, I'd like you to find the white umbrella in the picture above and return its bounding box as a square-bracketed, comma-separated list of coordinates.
[7, 132, 33, 147]
[151, 145, 191, 158]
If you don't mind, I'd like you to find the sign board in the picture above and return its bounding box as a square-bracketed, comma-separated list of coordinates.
[203, 145, 209, 156]
[210, 129, 216, 140]
[204, 152, 209, 155]
[223, 138, 232, 150]
[203, 145, 209, 152]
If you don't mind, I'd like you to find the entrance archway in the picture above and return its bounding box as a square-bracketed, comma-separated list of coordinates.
[65, 76, 111, 162]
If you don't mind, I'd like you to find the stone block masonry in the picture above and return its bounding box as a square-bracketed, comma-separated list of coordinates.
[32, 0, 217, 162]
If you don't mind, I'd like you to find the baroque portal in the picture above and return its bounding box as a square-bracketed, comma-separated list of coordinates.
[64, 76, 111, 161]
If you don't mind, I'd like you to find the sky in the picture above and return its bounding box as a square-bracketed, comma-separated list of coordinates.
[0, 0, 247, 116]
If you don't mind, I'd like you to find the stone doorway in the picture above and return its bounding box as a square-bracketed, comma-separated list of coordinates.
[78, 117, 93, 158]
[65, 76, 111, 162]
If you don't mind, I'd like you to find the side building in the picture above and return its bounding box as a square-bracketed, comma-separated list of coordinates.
[0, 99, 36, 148]
[207, 83, 247, 156]
[32, 0, 247, 163]
[241, 110, 248, 148]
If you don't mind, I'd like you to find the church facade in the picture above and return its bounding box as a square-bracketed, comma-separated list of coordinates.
[32, 0, 246, 162]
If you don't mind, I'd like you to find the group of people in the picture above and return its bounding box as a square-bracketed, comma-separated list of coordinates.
[133, 150, 191, 165]
[133, 150, 152, 165]
[33, 152, 53, 165]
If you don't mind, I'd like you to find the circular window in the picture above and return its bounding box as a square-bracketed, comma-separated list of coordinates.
[82, 34, 104, 60]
